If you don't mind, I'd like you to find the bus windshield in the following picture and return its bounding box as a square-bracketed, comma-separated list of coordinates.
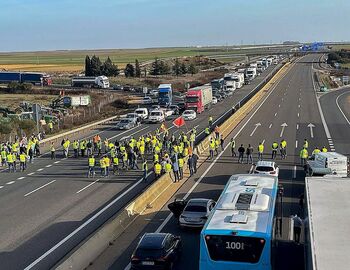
[205, 235, 265, 263]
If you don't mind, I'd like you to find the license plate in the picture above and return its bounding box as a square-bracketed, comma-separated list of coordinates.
[142, 261, 155, 265]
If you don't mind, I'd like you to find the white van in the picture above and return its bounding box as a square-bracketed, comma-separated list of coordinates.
[306, 152, 348, 177]
[134, 108, 148, 120]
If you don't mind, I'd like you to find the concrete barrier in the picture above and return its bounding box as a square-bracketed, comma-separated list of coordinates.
[55, 61, 293, 270]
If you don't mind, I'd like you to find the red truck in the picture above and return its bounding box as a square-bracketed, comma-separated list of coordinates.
[185, 85, 213, 113]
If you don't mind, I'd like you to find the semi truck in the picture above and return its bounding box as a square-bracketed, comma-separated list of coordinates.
[158, 84, 172, 107]
[211, 79, 224, 91]
[185, 85, 212, 113]
[71, 76, 110, 89]
[223, 73, 238, 92]
[0, 71, 52, 86]
[246, 67, 257, 80]
[231, 73, 245, 89]
[306, 152, 348, 177]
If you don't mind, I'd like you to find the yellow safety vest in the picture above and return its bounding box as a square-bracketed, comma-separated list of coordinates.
[165, 163, 172, 173]
[272, 143, 278, 149]
[155, 164, 162, 174]
[123, 152, 128, 161]
[20, 154, 26, 162]
[140, 145, 145, 155]
[154, 154, 159, 162]
[210, 141, 215, 150]
[184, 148, 188, 157]
[322, 147, 328, 153]
[89, 158, 95, 166]
[100, 159, 106, 168]
[312, 149, 321, 155]
[179, 158, 184, 168]
[104, 157, 110, 167]
[7, 154, 13, 163]
[258, 144, 264, 153]
[113, 157, 119, 165]
[1, 150, 6, 159]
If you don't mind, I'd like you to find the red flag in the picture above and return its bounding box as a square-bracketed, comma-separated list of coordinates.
[173, 116, 185, 128]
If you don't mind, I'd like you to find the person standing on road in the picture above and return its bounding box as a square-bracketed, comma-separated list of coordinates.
[48, 121, 54, 133]
[165, 160, 173, 182]
[50, 142, 56, 160]
[154, 161, 162, 179]
[192, 152, 198, 174]
[220, 135, 225, 152]
[246, 144, 253, 164]
[322, 146, 328, 152]
[172, 159, 180, 182]
[100, 156, 106, 177]
[293, 214, 303, 244]
[88, 155, 95, 178]
[187, 154, 194, 176]
[178, 155, 184, 180]
[238, 144, 245, 163]
[208, 116, 213, 128]
[72, 140, 79, 158]
[230, 138, 236, 157]
[142, 160, 148, 182]
[7, 151, 14, 173]
[300, 147, 308, 166]
[19, 152, 27, 171]
[258, 142, 264, 161]
[312, 147, 321, 157]
[104, 155, 110, 177]
[113, 155, 119, 175]
[303, 139, 309, 149]
[280, 139, 287, 159]
[209, 138, 215, 160]
[205, 127, 210, 136]
[271, 141, 278, 160]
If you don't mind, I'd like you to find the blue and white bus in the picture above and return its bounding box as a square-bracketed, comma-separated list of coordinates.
[200, 174, 278, 270]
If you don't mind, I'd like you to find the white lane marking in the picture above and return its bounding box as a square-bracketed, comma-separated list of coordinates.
[108, 125, 141, 140]
[297, 113, 300, 117]
[120, 126, 149, 141]
[17, 177, 25, 180]
[274, 112, 277, 117]
[278, 104, 281, 108]
[24, 171, 152, 270]
[295, 140, 298, 149]
[127, 63, 291, 270]
[262, 139, 265, 144]
[335, 91, 350, 126]
[249, 165, 254, 174]
[298, 104, 301, 108]
[37, 168, 44, 172]
[269, 123, 272, 129]
[24, 180, 56, 197]
[27, 172, 35, 176]
[45, 165, 52, 168]
[76, 178, 101, 194]
[0, 186, 4, 189]
[54, 161, 60, 164]
[249, 123, 261, 137]
[6, 181, 15, 185]
[296, 124, 299, 130]
[308, 123, 315, 138]
[280, 123, 288, 137]
[293, 165, 297, 179]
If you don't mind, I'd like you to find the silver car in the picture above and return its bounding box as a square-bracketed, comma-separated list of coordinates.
[179, 198, 216, 228]
[116, 118, 135, 130]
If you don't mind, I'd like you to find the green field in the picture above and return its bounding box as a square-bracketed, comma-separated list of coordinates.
[0, 46, 274, 72]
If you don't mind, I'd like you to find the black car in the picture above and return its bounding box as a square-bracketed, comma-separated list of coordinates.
[113, 84, 123, 90]
[131, 233, 182, 270]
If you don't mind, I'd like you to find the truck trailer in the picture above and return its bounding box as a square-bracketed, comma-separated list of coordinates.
[0, 71, 52, 86]
[71, 76, 110, 89]
[185, 85, 212, 113]
[231, 73, 245, 89]
[246, 67, 257, 80]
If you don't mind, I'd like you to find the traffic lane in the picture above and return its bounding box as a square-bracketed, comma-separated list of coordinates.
[320, 88, 350, 155]
[113, 61, 295, 270]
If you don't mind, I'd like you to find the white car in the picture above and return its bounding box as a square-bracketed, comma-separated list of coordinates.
[212, 97, 218, 105]
[254, 161, 279, 177]
[142, 96, 152, 105]
[182, 110, 197, 121]
[134, 108, 148, 120]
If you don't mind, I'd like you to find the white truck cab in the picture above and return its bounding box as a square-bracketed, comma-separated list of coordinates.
[148, 110, 165, 123]
[306, 152, 348, 177]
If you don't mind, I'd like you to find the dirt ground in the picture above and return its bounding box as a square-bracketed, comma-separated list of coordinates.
[0, 94, 56, 109]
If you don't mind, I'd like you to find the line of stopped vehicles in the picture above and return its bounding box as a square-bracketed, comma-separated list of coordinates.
[115, 56, 282, 130]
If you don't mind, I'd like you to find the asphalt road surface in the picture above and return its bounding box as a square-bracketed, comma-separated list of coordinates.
[108, 54, 333, 270]
[0, 62, 279, 269]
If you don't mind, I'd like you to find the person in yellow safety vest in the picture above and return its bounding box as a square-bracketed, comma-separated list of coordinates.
[113, 156, 119, 175]
[7, 152, 14, 173]
[12, 152, 17, 171]
[165, 161, 172, 180]
[100, 157, 106, 176]
[183, 147, 189, 157]
[300, 147, 308, 166]
[190, 132, 196, 148]
[173, 145, 178, 153]
[183, 134, 188, 143]
[153, 153, 159, 163]
[1, 148, 7, 166]
[19, 152, 27, 171]
[88, 156, 95, 177]
[154, 161, 162, 179]
[272, 141, 278, 160]
[209, 139, 215, 160]
[205, 127, 210, 136]
[142, 160, 148, 182]
[178, 156, 184, 180]
[258, 142, 264, 161]
[63, 139, 70, 158]
[155, 145, 160, 154]
[104, 156, 110, 177]
[312, 147, 321, 157]
[80, 140, 86, 157]
[303, 139, 309, 149]
[139, 145, 145, 162]
[230, 138, 237, 157]
[215, 138, 220, 155]
[280, 139, 287, 159]
[122, 151, 128, 170]
[209, 116, 213, 127]
[50, 142, 56, 160]
[48, 121, 53, 133]
[72, 140, 78, 158]
[322, 146, 328, 153]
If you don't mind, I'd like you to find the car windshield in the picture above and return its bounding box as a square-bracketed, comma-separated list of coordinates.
[150, 112, 161, 116]
[135, 110, 144, 114]
[183, 111, 192, 115]
[135, 248, 164, 258]
[184, 204, 207, 212]
[120, 119, 130, 123]
[256, 166, 274, 172]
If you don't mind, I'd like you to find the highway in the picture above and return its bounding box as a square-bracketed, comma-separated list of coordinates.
[0, 62, 279, 269]
[103, 54, 332, 270]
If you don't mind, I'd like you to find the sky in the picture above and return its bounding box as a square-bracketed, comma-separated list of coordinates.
[0, 0, 349, 52]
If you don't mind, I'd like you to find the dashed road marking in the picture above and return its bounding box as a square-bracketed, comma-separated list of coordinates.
[24, 180, 56, 197]
[76, 178, 101, 194]
[296, 124, 299, 130]
[27, 172, 35, 176]
[45, 165, 52, 168]
[269, 123, 272, 129]
[274, 112, 277, 117]
[37, 168, 44, 172]
[6, 181, 15, 185]
[54, 161, 60, 164]
[297, 113, 300, 117]
[295, 140, 298, 149]
[17, 177, 25, 180]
